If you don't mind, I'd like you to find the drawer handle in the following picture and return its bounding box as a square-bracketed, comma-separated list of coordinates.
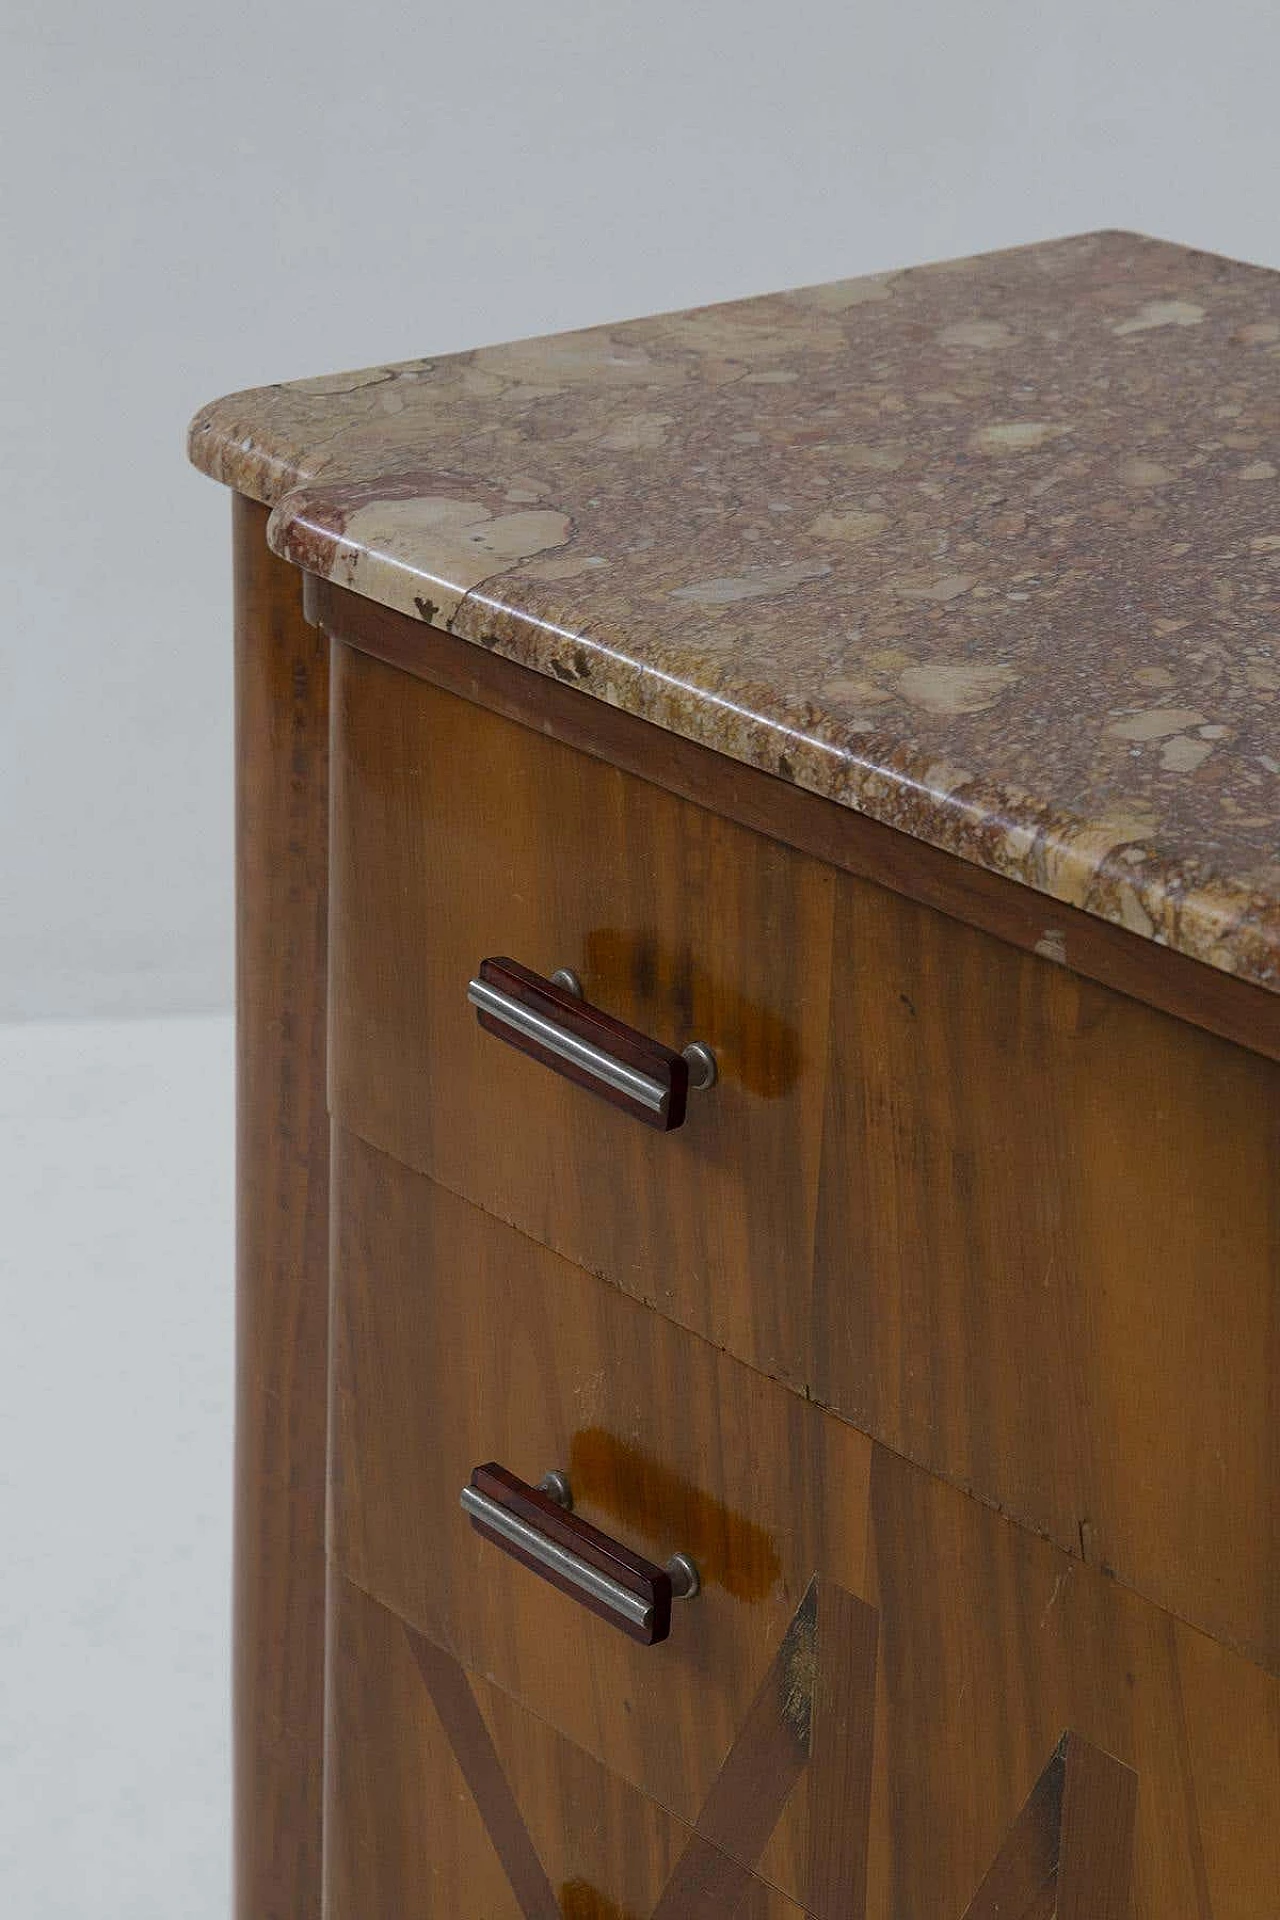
[461, 1463, 699, 1646]
[466, 957, 715, 1133]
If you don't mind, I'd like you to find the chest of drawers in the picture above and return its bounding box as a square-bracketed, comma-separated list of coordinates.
[193, 230, 1280, 1918]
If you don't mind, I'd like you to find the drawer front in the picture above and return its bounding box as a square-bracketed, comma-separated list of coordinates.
[330, 1127, 1280, 1920]
[331, 639, 1280, 1673]
[325, 1569, 805, 1919]
[330, 637, 836, 1404]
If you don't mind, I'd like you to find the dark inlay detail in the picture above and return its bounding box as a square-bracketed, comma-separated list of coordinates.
[806, 1580, 881, 1920]
[405, 1624, 561, 1920]
[657, 1577, 879, 1920]
[647, 1841, 762, 1920]
[962, 1731, 1137, 1920]
[407, 1576, 880, 1919]
[688, 1579, 818, 1860]
[1055, 1733, 1139, 1920]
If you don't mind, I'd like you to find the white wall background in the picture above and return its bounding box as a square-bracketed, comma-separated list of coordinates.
[3, 0, 1280, 1017]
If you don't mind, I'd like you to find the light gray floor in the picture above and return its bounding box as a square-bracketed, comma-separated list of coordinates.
[0, 1015, 234, 1919]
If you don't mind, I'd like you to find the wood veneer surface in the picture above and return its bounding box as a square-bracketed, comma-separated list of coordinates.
[329, 639, 1280, 1674]
[329, 1127, 1280, 1920]
[315, 573, 1280, 1065]
[232, 496, 331, 1920]
[324, 1570, 808, 1920]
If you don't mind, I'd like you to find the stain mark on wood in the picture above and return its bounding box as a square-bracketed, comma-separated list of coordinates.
[581, 927, 805, 1098]
[560, 1880, 639, 1920]
[568, 1427, 782, 1603]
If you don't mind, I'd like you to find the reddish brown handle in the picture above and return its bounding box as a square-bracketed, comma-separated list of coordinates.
[461, 1463, 675, 1645]
[467, 957, 691, 1131]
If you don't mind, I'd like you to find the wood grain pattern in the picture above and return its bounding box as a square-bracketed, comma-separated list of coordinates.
[1056, 1734, 1139, 1920]
[961, 1735, 1066, 1920]
[328, 632, 837, 1405]
[329, 1128, 1280, 1920]
[672, 1579, 817, 1863]
[962, 1733, 1137, 1920]
[324, 1569, 805, 1920]
[309, 572, 1280, 1066]
[810, 863, 1280, 1676]
[805, 1579, 880, 1920]
[329, 638, 1280, 1674]
[232, 495, 330, 1920]
[328, 1128, 871, 1906]
[406, 1625, 562, 1919]
[330, 1570, 1139, 1920]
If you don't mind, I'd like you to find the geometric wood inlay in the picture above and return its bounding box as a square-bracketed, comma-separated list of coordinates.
[962, 1730, 1138, 1920]
[404, 1573, 880, 1918]
[407, 1625, 562, 1919]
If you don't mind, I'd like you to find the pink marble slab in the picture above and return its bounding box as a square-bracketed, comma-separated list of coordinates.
[190, 230, 1280, 992]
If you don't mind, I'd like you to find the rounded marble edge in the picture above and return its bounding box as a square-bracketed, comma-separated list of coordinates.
[185, 233, 1280, 1003]
[263, 496, 1280, 1000]
[188, 392, 315, 504]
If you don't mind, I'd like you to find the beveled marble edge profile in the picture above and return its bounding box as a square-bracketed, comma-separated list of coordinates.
[190, 231, 1280, 996]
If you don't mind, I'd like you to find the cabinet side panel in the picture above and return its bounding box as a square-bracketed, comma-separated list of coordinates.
[233, 494, 330, 1920]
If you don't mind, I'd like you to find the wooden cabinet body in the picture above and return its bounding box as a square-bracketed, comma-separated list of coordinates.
[229, 505, 1280, 1918]
[200, 232, 1280, 1918]
[330, 1125, 1279, 1919]
[330, 637, 1280, 1678]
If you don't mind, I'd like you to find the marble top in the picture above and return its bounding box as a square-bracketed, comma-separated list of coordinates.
[190, 231, 1280, 994]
